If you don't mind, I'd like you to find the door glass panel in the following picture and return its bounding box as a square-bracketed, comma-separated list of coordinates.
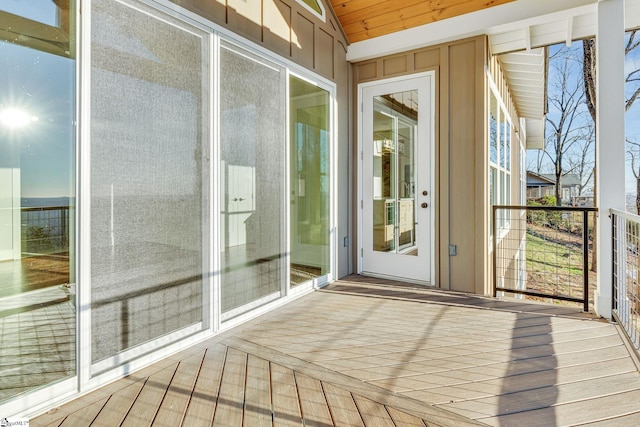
[220, 42, 285, 315]
[0, 1, 76, 401]
[372, 92, 418, 255]
[90, 0, 208, 363]
[289, 77, 330, 286]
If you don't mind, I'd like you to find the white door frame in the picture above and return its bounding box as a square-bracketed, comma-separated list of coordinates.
[357, 71, 436, 285]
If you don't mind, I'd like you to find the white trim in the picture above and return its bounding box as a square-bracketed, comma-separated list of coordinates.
[90, 323, 204, 375]
[285, 68, 292, 299]
[3, 377, 77, 419]
[211, 31, 220, 334]
[77, 0, 92, 393]
[610, 208, 640, 223]
[595, 0, 625, 319]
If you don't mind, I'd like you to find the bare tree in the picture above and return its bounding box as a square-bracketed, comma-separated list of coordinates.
[583, 30, 640, 271]
[526, 149, 548, 175]
[628, 138, 640, 214]
[544, 46, 589, 206]
[565, 121, 595, 197]
[584, 30, 640, 119]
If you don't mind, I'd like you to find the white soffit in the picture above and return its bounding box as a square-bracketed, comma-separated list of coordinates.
[525, 118, 545, 150]
[497, 48, 545, 119]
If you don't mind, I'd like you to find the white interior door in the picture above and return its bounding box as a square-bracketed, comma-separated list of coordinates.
[360, 74, 434, 284]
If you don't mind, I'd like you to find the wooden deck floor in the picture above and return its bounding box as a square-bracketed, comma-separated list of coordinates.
[33, 276, 640, 426]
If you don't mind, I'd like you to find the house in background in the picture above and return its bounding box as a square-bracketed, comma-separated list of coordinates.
[526, 171, 556, 199]
[526, 171, 584, 204]
[0, 0, 635, 418]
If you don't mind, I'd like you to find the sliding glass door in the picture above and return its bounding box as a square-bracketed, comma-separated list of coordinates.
[290, 77, 331, 286]
[0, 0, 77, 403]
[219, 42, 286, 320]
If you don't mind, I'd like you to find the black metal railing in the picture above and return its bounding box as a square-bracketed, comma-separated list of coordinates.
[611, 208, 640, 351]
[492, 205, 597, 312]
[21, 206, 71, 256]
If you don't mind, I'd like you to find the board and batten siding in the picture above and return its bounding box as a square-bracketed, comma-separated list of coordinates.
[169, 0, 348, 81]
[353, 36, 499, 295]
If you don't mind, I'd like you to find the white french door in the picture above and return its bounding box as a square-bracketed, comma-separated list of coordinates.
[360, 73, 434, 284]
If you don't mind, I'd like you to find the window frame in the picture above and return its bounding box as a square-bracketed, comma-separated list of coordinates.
[295, 0, 326, 22]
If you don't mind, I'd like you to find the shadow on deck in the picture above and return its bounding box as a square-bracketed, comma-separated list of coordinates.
[33, 275, 640, 426]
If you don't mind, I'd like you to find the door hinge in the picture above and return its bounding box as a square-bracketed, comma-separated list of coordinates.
[361, 200, 363, 209]
[361, 248, 363, 257]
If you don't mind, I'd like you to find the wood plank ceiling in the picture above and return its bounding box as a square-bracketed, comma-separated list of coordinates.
[329, 0, 516, 43]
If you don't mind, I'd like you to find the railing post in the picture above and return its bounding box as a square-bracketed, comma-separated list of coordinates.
[492, 205, 497, 297]
[583, 210, 589, 312]
[611, 211, 617, 313]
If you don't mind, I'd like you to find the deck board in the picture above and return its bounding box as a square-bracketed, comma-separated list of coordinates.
[91, 379, 145, 426]
[181, 344, 227, 427]
[294, 372, 334, 426]
[321, 382, 364, 426]
[121, 364, 178, 427]
[58, 396, 108, 427]
[352, 395, 395, 427]
[243, 354, 273, 426]
[386, 407, 427, 427]
[30, 277, 640, 427]
[152, 351, 205, 426]
[212, 347, 246, 426]
[483, 388, 640, 426]
[270, 363, 303, 427]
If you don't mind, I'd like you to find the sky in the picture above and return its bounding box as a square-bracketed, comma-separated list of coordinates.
[0, 1, 75, 199]
[528, 37, 640, 198]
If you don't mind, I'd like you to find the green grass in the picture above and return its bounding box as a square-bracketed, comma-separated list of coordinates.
[526, 231, 584, 275]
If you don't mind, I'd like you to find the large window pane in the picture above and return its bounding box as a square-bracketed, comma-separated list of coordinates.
[489, 92, 498, 164]
[290, 77, 330, 286]
[372, 93, 418, 255]
[220, 42, 285, 316]
[90, 0, 209, 363]
[0, 1, 76, 401]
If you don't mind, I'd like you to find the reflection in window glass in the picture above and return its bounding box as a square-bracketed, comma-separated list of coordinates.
[505, 120, 511, 171]
[0, 1, 76, 401]
[490, 167, 496, 231]
[489, 93, 498, 164]
[290, 76, 330, 286]
[0, 0, 59, 26]
[220, 42, 285, 315]
[372, 92, 418, 256]
[90, 0, 208, 363]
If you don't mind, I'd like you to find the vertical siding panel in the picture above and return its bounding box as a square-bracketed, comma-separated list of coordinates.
[227, 0, 263, 42]
[171, 0, 226, 23]
[475, 38, 488, 295]
[448, 40, 477, 293]
[317, 28, 334, 79]
[264, 0, 292, 57]
[293, 12, 315, 70]
[382, 55, 407, 76]
[439, 46, 450, 290]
